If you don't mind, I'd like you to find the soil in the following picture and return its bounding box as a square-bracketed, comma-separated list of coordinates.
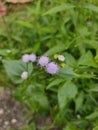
[0, 87, 62, 130]
[0, 87, 26, 130]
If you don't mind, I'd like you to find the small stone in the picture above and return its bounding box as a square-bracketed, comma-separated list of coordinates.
[0, 108, 4, 115]
[11, 118, 17, 124]
[4, 121, 9, 125]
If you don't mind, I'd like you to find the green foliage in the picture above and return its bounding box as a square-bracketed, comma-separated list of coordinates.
[58, 81, 77, 110]
[1, 0, 98, 130]
[3, 60, 33, 83]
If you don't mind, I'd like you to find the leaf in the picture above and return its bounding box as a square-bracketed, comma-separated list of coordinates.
[89, 83, 98, 92]
[43, 3, 75, 15]
[36, 0, 41, 15]
[93, 126, 98, 130]
[75, 92, 84, 112]
[63, 124, 78, 130]
[26, 85, 49, 110]
[17, 21, 33, 29]
[64, 52, 76, 66]
[28, 62, 33, 75]
[58, 81, 77, 110]
[45, 44, 67, 56]
[46, 79, 64, 89]
[78, 51, 97, 67]
[84, 3, 98, 12]
[57, 66, 78, 79]
[3, 60, 28, 83]
[90, 86, 98, 92]
[86, 111, 98, 120]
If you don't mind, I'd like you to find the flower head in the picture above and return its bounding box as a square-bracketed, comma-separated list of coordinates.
[58, 55, 65, 61]
[38, 55, 49, 67]
[22, 54, 30, 63]
[29, 54, 36, 62]
[46, 62, 59, 74]
[21, 71, 28, 79]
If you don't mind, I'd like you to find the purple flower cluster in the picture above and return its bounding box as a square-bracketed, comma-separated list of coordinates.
[38, 55, 49, 66]
[21, 54, 59, 76]
[22, 54, 36, 63]
[38, 55, 59, 75]
[46, 62, 59, 74]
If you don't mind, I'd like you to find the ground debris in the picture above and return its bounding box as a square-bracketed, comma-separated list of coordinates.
[0, 87, 26, 130]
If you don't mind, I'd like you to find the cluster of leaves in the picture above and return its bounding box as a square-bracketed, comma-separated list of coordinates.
[1, 0, 98, 130]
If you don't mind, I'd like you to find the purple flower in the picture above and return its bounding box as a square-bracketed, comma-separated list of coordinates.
[46, 62, 59, 74]
[21, 71, 28, 79]
[22, 54, 30, 62]
[29, 54, 36, 62]
[38, 55, 49, 67]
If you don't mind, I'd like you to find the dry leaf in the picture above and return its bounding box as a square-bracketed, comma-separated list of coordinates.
[6, 0, 30, 3]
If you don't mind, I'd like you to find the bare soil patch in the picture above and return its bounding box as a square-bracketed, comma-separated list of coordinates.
[0, 87, 26, 130]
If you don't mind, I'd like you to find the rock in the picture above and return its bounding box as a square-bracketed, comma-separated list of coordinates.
[4, 121, 9, 125]
[0, 108, 4, 115]
[11, 118, 17, 124]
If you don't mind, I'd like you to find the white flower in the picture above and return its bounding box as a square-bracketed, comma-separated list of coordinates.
[58, 55, 65, 61]
[21, 71, 28, 79]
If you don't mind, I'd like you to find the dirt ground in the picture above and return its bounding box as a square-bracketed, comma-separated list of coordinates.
[0, 87, 26, 130]
[0, 87, 62, 130]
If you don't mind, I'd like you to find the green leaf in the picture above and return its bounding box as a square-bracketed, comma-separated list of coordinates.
[90, 86, 98, 92]
[26, 85, 49, 110]
[28, 62, 33, 75]
[64, 52, 76, 66]
[46, 79, 64, 89]
[78, 51, 97, 67]
[75, 92, 84, 112]
[84, 3, 98, 12]
[0, 49, 9, 56]
[36, 0, 41, 15]
[58, 81, 77, 110]
[3, 60, 27, 83]
[89, 84, 98, 92]
[17, 20, 33, 29]
[86, 111, 98, 120]
[57, 66, 78, 79]
[45, 44, 67, 56]
[93, 126, 98, 130]
[43, 3, 75, 15]
[63, 124, 78, 130]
